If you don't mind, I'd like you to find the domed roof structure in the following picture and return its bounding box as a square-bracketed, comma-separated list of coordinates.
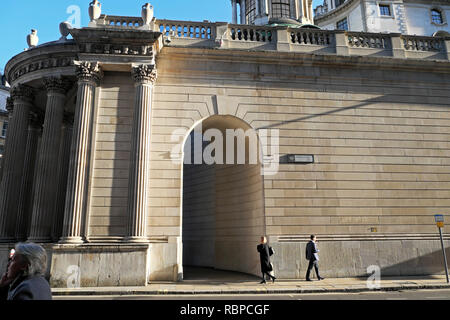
[231, 0, 320, 28]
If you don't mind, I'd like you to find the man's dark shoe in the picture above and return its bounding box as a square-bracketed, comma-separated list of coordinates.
[318, 277, 325, 280]
[272, 277, 276, 283]
[260, 280, 266, 284]
[306, 279, 312, 281]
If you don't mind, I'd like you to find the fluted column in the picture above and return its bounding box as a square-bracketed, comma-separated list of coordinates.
[60, 62, 101, 244]
[240, 0, 247, 24]
[15, 112, 42, 241]
[0, 98, 15, 181]
[0, 85, 34, 242]
[126, 64, 157, 243]
[52, 114, 74, 241]
[28, 77, 71, 242]
[231, 0, 238, 24]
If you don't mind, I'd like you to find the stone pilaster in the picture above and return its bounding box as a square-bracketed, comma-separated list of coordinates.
[28, 77, 71, 242]
[0, 84, 34, 242]
[126, 64, 157, 243]
[15, 112, 42, 241]
[60, 62, 101, 244]
[52, 114, 74, 241]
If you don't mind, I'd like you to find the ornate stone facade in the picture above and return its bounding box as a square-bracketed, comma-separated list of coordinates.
[0, 4, 449, 287]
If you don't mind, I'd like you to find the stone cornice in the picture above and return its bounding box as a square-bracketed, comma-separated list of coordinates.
[315, 0, 450, 23]
[131, 64, 157, 84]
[314, 0, 360, 23]
[4, 42, 78, 86]
[74, 61, 103, 84]
[70, 28, 161, 58]
[10, 84, 34, 103]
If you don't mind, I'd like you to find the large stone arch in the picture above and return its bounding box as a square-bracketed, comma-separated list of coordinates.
[181, 115, 266, 278]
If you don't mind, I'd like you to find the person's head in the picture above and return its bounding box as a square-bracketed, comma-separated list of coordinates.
[310, 235, 316, 242]
[260, 236, 267, 244]
[7, 243, 47, 280]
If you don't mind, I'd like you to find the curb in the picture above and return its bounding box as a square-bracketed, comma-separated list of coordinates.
[51, 283, 450, 296]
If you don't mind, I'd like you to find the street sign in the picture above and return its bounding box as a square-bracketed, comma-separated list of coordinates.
[435, 215, 444, 228]
[435, 214, 449, 283]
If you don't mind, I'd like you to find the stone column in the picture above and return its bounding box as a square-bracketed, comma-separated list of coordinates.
[126, 64, 157, 243]
[15, 112, 41, 241]
[60, 62, 101, 244]
[28, 77, 70, 242]
[0, 98, 15, 182]
[52, 114, 74, 241]
[240, 0, 246, 24]
[0, 85, 34, 242]
[231, 0, 238, 24]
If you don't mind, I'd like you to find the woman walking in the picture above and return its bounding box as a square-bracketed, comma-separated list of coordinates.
[257, 236, 276, 284]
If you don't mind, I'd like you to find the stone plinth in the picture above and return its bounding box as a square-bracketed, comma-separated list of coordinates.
[50, 244, 150, 287]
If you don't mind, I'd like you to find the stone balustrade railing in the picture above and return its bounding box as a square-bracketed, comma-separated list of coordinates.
[290, 29, 333, 46]
[347, 32, 390, 49]
[96, 15, 144, 28]
[403, 35, 444, 52]
[157, 20, 215, 39]
[87, 18, 450, 61]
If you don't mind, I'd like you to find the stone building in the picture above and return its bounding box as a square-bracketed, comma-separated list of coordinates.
[0, 75, 10, 171]
[0, 1, 449, 287]
[314, 0, 450, 36]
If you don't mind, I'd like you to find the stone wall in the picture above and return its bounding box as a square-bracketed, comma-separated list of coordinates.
[88, 72, 135, 239]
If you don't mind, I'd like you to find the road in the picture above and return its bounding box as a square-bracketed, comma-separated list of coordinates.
[54, 288, 450, 300]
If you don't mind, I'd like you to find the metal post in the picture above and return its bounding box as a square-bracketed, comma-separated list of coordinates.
[438, 227, 449, 283]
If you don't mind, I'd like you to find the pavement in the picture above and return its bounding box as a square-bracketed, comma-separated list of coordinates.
[51, 267, 450, 297]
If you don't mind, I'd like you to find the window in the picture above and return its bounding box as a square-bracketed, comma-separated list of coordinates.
[335, 0, 346, 8]
[1, 122, 8, 138]
[246, 0, 257, 24]
[336, 18, 348, 31]
[271, 0, 291, 19]
[431, 9, 444, 24]
[379, 4, 391, 16]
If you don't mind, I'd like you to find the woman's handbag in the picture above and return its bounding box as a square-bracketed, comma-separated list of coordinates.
[269, 246, 274, 256]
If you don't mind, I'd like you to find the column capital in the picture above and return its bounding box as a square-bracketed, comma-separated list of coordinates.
[74, 61, 102, 84]
[10, 84, 34, 103]
[6, 97, 14, 113]
[131, 64, 157, 85]
[43, 77, 72, 95]
[29, 110, 43, 129]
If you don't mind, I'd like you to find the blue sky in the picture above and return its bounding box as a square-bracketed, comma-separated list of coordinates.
[0, 0, 323, 74]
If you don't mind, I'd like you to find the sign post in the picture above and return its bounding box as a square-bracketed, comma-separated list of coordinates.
[434, 215, 449, 283]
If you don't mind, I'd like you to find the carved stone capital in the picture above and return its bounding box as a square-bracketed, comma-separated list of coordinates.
[74, 61, 102, 84]
[43, 77, 72, 95]
[10, 84, 34, 103]
[131, 64, 157, 85]
[28, 110, 42, 129]
[6, 97, 14, 113]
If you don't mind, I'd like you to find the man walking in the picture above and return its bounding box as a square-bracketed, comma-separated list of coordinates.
[305, 235, 324, 281]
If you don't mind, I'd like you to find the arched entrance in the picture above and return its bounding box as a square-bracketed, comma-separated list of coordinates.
[181, 115, 265, 278]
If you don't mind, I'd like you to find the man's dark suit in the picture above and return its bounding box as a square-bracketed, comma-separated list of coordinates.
[305, 240, 322, 280]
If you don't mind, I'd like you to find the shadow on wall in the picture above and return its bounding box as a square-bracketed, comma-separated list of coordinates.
[379, 246, 450, 279]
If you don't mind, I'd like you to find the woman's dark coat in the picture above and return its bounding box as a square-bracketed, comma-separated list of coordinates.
[6, 275, 52, 300]
[257, 243, 272, 273]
